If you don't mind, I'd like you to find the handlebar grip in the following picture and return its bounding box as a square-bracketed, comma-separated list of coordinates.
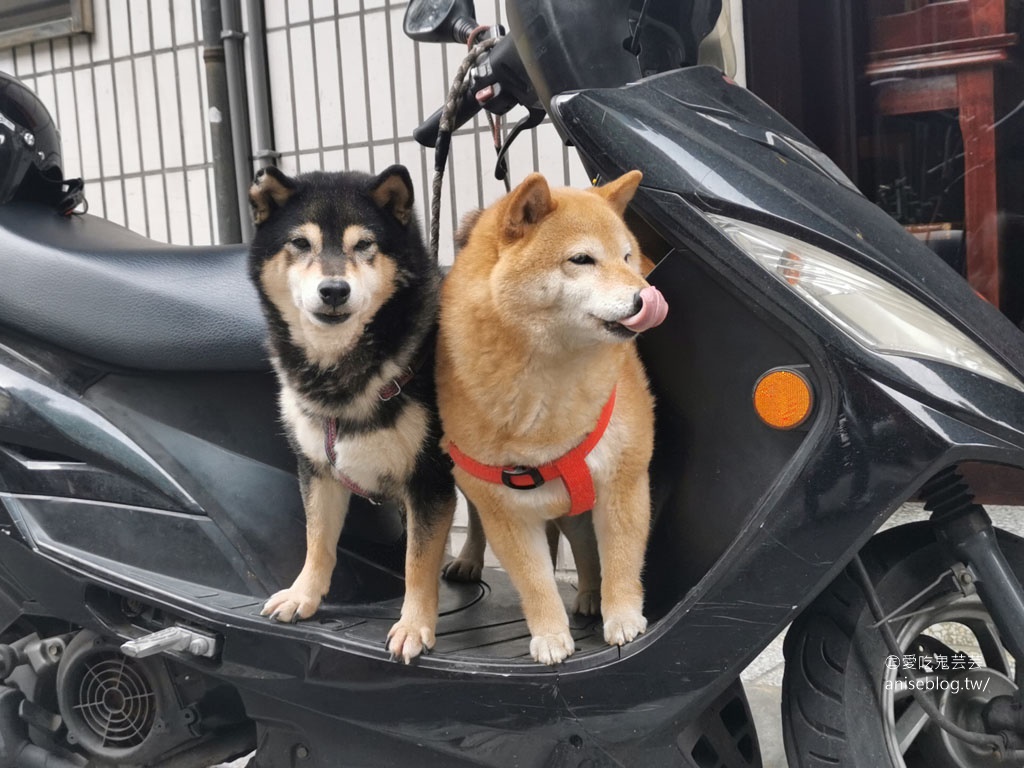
[413, 90, 485, 148]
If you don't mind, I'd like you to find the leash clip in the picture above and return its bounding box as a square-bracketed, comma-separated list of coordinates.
[501, 466, 545, 490]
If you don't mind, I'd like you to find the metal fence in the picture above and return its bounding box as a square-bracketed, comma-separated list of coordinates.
[0, 0, 744, 257]
[0, 0, 216, 245]
[0, 0, 590, 261]
[262, 0, 590, 263]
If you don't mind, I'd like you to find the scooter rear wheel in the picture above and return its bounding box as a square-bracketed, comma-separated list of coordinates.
[782, 521, 1023, 768]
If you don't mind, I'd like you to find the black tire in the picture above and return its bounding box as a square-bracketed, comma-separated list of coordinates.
[782, 521, 1024, 768]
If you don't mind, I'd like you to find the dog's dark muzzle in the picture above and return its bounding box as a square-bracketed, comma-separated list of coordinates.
[318, 279, 351, 308]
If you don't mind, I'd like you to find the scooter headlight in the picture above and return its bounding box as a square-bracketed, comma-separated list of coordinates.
[709, 215, 1024, 394]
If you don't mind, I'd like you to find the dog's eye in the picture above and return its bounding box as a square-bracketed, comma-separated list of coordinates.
[290, 237, 311, 250]
[569, 253, 595, 266]
[624, 252, 631, 263]
[354, 238, 375, 251]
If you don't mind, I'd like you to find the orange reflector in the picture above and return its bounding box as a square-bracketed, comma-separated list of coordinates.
[753, 369, 813, 430]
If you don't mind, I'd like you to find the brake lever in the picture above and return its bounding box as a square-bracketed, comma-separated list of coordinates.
[494, 108, 546, 183]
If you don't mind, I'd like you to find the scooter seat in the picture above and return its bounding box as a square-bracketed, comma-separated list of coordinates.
[0, 202, 268, 371]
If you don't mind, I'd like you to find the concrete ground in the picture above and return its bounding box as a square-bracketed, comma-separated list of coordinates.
[743, 633, 789, 768]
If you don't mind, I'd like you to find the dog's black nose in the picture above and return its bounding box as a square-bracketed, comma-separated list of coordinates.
[631, 292, 643, 314]
[318, 279, 351, 307]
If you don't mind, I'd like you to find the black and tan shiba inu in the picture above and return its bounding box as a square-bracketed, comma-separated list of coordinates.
[248, 165, 455, 662]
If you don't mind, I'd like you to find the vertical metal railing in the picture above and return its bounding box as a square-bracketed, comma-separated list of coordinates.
[0, 0, 588, 251]
[256, 0, 588, 262]
[0, 0, 217, 245]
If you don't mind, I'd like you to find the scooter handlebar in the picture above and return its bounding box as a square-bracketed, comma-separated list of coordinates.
[413, 89, 485, 148]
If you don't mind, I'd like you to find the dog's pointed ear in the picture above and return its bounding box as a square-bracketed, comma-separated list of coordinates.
[249, 167, 297, 226]
[454, 209, 482, 252]
[504, 173, 556, 240]
[593, 170, 642, 217]
[370, 165, 414, 226]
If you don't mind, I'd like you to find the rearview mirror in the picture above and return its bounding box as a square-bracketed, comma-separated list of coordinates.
[404, 0, 477, 44]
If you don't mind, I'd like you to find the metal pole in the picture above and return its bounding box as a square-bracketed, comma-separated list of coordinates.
[244, 0, 277, 172]
[200, 0, 242, 243]
[219, 0, 254, 241]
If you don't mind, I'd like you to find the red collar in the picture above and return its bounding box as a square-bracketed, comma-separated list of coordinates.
[447, 387, 617, 517]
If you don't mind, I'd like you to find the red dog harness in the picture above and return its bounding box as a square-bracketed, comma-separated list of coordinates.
[447, 387, 617, 517]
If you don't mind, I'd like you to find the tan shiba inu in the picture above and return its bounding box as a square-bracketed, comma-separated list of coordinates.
[435, 171, 668, 664]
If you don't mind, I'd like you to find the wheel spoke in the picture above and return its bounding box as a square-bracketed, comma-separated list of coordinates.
[894, 698, 931, 755]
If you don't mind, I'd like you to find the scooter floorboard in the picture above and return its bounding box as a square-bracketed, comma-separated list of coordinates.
[41, 539, 611, 666]
[335, 568, 606, 660]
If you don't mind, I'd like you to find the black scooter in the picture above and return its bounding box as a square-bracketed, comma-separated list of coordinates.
[4, 1, 1024, 766]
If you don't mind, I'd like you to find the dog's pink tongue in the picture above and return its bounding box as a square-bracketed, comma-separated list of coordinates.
[620, 286, 668, 333]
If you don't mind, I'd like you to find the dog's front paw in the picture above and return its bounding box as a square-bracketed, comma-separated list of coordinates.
[387, 620, 435, 664]
[571, 589, 601, 617]
[442, 557, 483, 583]
[603, 609, 647, 647]
[530, 631, 575, 665]
[260, 587, 322, 623]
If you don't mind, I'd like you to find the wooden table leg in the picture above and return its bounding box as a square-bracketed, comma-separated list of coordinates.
[958, 66, 1001, 307]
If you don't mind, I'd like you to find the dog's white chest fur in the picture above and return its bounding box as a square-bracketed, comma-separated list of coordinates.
[280, 386, 428, 495]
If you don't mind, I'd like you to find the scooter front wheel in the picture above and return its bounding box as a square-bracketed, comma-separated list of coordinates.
[782, 521, 1022, 768]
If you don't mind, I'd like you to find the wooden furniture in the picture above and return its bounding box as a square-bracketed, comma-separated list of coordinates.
[866, 0, 1018, 307]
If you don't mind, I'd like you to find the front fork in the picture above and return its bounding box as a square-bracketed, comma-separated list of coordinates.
[923, 468, 1024, 675]
[921, 467, 1024, 744]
